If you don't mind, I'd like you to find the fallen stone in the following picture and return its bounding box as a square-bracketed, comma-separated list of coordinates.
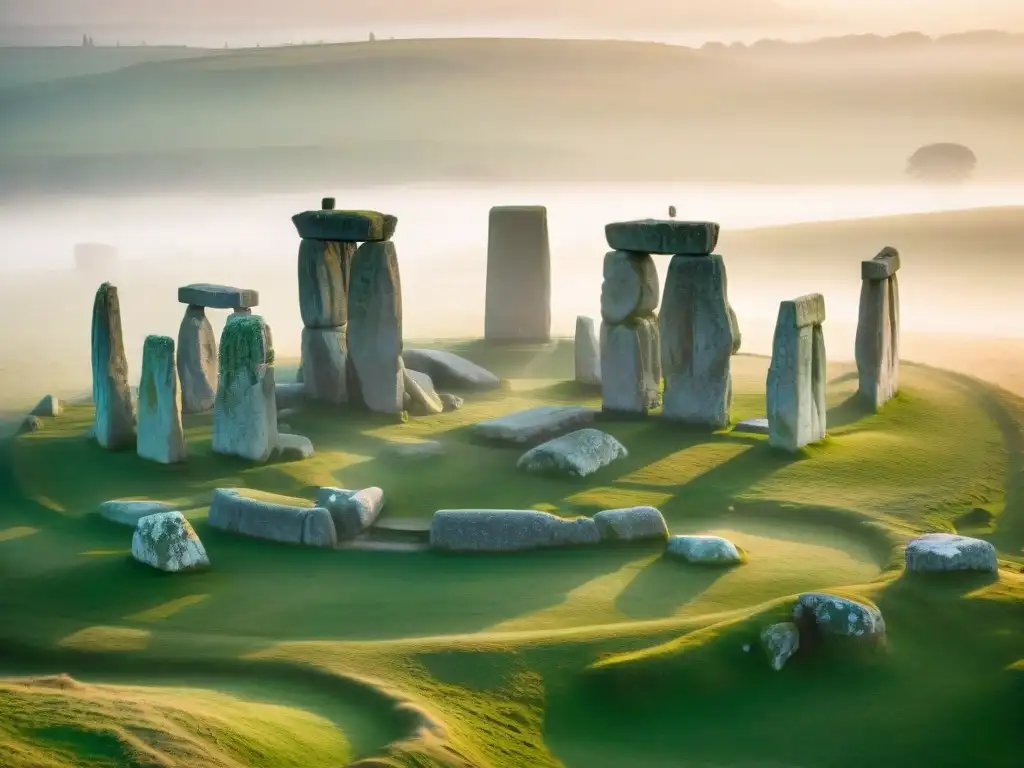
[348, 241, 404, 414]
[317, 486, 386, 540]
[301, 507, 338, 548]
[600, 250, 659, 324]
[16, 416, 41, 435]
[766, 294, 827, 452]
[793, 592, 886, 643]
[760, 622, 800, 671]
[31, 395, 60, 417]
[137, 335, 187, 464]
[208, 488, 331, 547]
[98, 499, 176, 527]
[440, 393, 463, 412]
[298, 238, 354, 328]
[177, 283, 259, 310]
[404, 369, 444, 415]
[904, 533, 998, 573]
[276, 433, 314, 461]
[601, 317, 660, 415]
[91, 282, 135, 450]
[429, 509, 600, 552]
[402, 349, 501, 390]
[484, 205, 551, 342]
[471, 405, 597, 445]
[594, 506, 668, 542]
[732, 418, 769, 435]
[861, 246, 901, 281]
[291, 209, 398, 242]
[605, 219, 719, 255]
[131, 511, 209, 572]
[665, 534, 743, 564]
[383, 440, 447, 460]
[301, 326, 348, 405]
[176, 305, 218, 414]
[574, 316, 601, 387]
[517, 428, 627, 478]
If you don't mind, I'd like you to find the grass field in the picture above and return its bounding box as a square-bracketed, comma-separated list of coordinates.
[1, 339, 1023, 767]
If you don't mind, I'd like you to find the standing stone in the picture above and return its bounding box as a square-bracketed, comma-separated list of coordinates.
[601, 317, 660, 415]
[301, 326, 348, 405]
[855, 247, 901, 410]
[766, 294, 827, 452]
[574, 315, 601, 387]
[212, 315, 278, 463]
[137, 335, 186, 464]
[660, 253, 738, 428]
[90, 282, 135, 450]
[600, 250, 659, 324]
[348, 241, 404, 414]
[176, 305, 218, 414]
[298, 238, 354, 328]
[484, 205, 551, 343]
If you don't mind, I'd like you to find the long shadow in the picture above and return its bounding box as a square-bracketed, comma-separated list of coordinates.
[826, 392, 877, 430]
[613, 556, 730, 620]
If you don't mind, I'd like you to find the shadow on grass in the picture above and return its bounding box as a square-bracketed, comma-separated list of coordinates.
[826, 393, 876, 430]
[613, 555, 729, 620]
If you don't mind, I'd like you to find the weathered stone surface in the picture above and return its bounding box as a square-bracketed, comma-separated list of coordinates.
[317, 486, 386, 540]
[98, 499, 176, 527]
[292, 209, 397, 242]
[660, 254, 738, 428]
[440, 393, 463, 412]
[793, 593, 886, 642]
[91, 282, 135, 450]
[471, 405, 597, 445]
[861, 246, 901, 281]
[402, 349, 501, 390]
[574, 316, 601, 387]
[601, 317, 660, 415]
[177, 283, 258, 310]
[137, 335, 187, 464]
[176, 305, 218, 414]
[760, 622, 800, 671]
[517, 428, 627, 478]
[600, 250, 659, 324]
[594, 506, 668, 542]
[31, 395, 60, 417]
[732, 417, 769, 435]
[301, 326, 348, 405]
[404, 369, 444, 415]
[298, 238, 354, 328]
[211, 315, 278, 463]
[301, 507, 337, 548]
[484, 205, 551, 342]
[276, 433, 314, 461]
[429, 509, 600, 552]
[666, 534, 743, 564]
[208, 488, 317, 546]
[17, 415, 41, 435]
[131, 511, 209, 572]
[383, 439, 447, 460]
[855, 254, 900, 411]
[605, 220, 719, 255]
[348, 241, 403, 414]
[904, 533, 998, 573]
[766, 295, 827, 452]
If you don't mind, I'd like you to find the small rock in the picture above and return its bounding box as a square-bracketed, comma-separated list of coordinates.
[31, 395, 61, 417]
[401, 349, 501, 390]
[732, 418, 770, 435]
[666, 534, 743, 565]
[793, 593, 886, 643]
[440, 393, 463, 412]
[16, 415, 41, 435]
[471, 405, 597, 445]
[98, 499, 176, 527]
[131, 511, 209, 572]
[429, 509, 600, 552]
[593, 506, 668, 542]
[276, 433, 315, 461]
[760, 622, 800, 671]
[316, 486, 385, 540]
[517, 428, 627, 478]
[904, 533, 998, 573]
[383, 440, 446, 460]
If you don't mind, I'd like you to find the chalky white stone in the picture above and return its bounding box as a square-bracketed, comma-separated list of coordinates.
[666, 534, 743, 564]
[137, 335, 187, 464]
[593, 506, 668, 542]
[471, 405, 597, 445]
[904, 533, 998, 573]
[131, 511, 209, 572]
[429, 509, 600, 552]
[574, 315, 601, 387]
[793, 593, 886, 642]
[760, 622, 800, 671]
[517, 428, 627, 478]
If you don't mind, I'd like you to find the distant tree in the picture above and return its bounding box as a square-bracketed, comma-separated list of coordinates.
[906, 143, 977, 182]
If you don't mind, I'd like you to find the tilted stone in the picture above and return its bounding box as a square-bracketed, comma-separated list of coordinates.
[176, 305, 218, 413]
[403, 369, 444, 415]
[861, 246, 901, 281]
[177, 283, 259, 310]
[401, 349, 501, 390]
[131, 511, 209, 572]
[137, 335, 187, 464]
[766, 295, 827, 451]
[517, 428, 627, 478]
[301, 326, 348, 405]
[593, 506, 668, 542]
[429, 509, 600, 552]
[855, 268, 899, 410]
[760, 622, 800, 671]
[660, 254, 738, 428]
[471, 405, 597, 445]
[291, 208, 398, 242]
[600, 250, 659, 324]
[605, 219, 719, 255]
[484, 205, 551, 342]
[298, 238, 354, 328]
[601, 317, 660, 415]
[97, 499, 175, 527]
[31, 395, 61, 417]
[904, 533, 998, 573]
[91, 282, 135, 450]
[348, 241, 404, 414]
[574, 315, 601, 387]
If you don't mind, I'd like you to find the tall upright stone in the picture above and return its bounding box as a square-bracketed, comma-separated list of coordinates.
[137, 335, 187, 464]
[90, 282, 135, 449]
[574, 315, 601, 387]
[855, 247, 901, 410]
[212, 315, 278, 463]
[485, 205, 551, 343]
[348, 241, 404, 414]
[176, 305, 217, 413]
[766, 294, 827, 452]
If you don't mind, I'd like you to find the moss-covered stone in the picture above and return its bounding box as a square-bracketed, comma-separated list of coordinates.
[291, 209, 398, 242]
[217, 315, 273, 398]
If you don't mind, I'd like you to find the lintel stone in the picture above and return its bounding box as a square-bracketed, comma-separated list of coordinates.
[783, 292, 826, 328]
[861, 246, 901, 281]
[292, 209, 398, 242]
[178, 283, 259, 310]
[605, 219, 719, 255]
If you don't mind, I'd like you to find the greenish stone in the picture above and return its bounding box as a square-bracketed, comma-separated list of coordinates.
[605, 219, 719, 255]
[292, 209, 398, 242]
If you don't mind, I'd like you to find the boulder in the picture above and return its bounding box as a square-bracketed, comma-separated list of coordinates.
[383, 439, 447, 460]
[177, 283, 258, 310]
[176, 305, 218, 414]
[291, 209, 397, 242]
[404, 369, 444, 415]
[131, 511, 209, 572]
[605, 220, 719, 255]
[137, 335, 187, 464]
[600, 250, 659, 324]
[16, 416, 41, 435]
[904, 533, 998, 573]
[208, 488, 334, 547]
[793, 593, 886, 643]
[98, 499, 176, 527]
[732, 418, 769, 435]
[316, 486, 386, 540]
[660, 254, 738, 428]
[348, 241, 404, 414]
[593, 506, 668, 542]
[440, 393, 464, 412]
[276, 433, 315, 461]
[298, 238, 353, 328]
[574, 316, 601, 387]
[855, 247, 900, 411]
[402, 349, 501, 390]
[766, 294, 827, 452]
[91, 282, 135, 450]
[470, 405, 597, 445]
[517, 428, 627, 478]
[211, 315, 279, 463]
[665, 534, 743, 564]
[429, 509, 600, 552]
[760, 622, 800, 671]
[31, 395, 60, 418]
[484, 205, 551, 342]
[601, 317, 660, 415]
[300, 326, 348, 405]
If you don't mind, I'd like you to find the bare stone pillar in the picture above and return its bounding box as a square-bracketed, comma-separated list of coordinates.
[855, 247, 901, 410]
[91, 282, 135, 449]
[484, 205, 551, 343]
[137, 335, 186, 464]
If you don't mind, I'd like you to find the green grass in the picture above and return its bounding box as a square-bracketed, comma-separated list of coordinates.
[1, 340, 1023, 767]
